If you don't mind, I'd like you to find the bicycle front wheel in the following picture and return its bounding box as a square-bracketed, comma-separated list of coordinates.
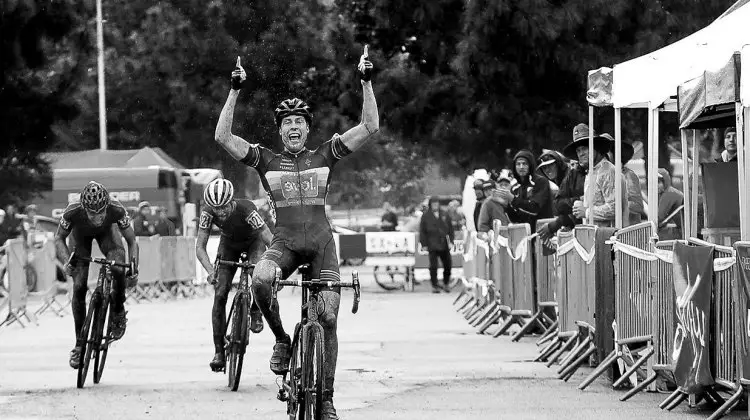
[227, 293, 248, 391]
[93, 295, 111, 384]
[302, 323, 325, 420]
[77, 293, 101, 389]
[287, 323, 303, 420]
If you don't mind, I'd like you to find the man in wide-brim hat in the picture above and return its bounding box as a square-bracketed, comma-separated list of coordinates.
[565, 123, 628, 227]
[602, 133, 644, 225]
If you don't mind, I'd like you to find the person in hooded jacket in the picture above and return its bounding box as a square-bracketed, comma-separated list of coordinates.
[657, 168, 684, 240]
[536, 150, 569, 199]
[498, 150, 553, 228]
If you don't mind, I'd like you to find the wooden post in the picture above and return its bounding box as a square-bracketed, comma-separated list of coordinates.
[588, 106, 595, 225]
[615, 108, 623, 228]
[681, 129, 691, 240]
[691, 130, 700, 238]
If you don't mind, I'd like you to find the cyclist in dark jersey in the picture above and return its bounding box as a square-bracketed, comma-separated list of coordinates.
[54, 181, 139, 369]
[214, 48, 378, 419]
[195, 178, 273, 372]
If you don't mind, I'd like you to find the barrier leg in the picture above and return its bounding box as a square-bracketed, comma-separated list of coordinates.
[537, 321, 559, 346]
[491, 317, 516, 338]
[511, 312, 542, 342]
[546, 335, 576, 368]
[620, 373, 658, 401]
[660, 390, 687, 410]
[707, 387, 744, 420]
[535, 338, 562, 362]
[465, 302, 487, 321]
[612, 347, 654, 389]
[557, 336, 591, 374]
[477, 306, 505, 334]
[469, 303, 493, 325]
[560, 347, 597, 382]
[579, 348, 619, 390]
[456, 296, 475, 312]
[453, 289, 468, 306]
[704, 388, 725, 406]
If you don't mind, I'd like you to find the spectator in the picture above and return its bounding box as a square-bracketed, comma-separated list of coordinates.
[567, 124, 628, 228]
[447, 200, 465, 232]
[502, 150, 553, 227]
[602, 134, 645, 226]
[477, 171, 512, 239]
[133, 201, 155, 236]
[154, 209, 176, 236]
[471, 178, 487, 231]
[716, 127, 737, 162]
[0, 209, 7, 246]
[380, 202, 398, 232]
[0, 204, 26, 242]
[23, 204, 45, 249]
[419, 196, 454, 294]
[657, 169, 684, 240]
[536, 150, 569, 198]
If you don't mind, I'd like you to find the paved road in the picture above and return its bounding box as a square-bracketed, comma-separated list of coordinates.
[0, 276, 746, 420]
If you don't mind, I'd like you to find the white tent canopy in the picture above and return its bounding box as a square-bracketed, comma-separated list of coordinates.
[612, 0, 750, 109]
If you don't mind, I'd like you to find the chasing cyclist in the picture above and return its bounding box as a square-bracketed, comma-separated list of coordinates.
[195, 178, 273, 372]
[55, 181, 139, 369]
[214, 46, 378, 419]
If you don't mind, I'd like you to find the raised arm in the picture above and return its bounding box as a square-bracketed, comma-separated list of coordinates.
[215, 57, 251, 161]
[339, 46, 379, 153]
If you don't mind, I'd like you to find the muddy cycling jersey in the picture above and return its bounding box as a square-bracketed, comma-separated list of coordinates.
[240, 134, 351, 227]
[198, 199, 266, 243]
[59, 200, 131, 236]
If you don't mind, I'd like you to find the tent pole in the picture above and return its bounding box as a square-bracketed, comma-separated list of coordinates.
[738, 102, 749, 240]
[691, 130, 699, 238]
[614, 108, 623, 228]
[588, 106, 595, 225]
[647, 108, 659, 226]
[680, 129, 690, 240]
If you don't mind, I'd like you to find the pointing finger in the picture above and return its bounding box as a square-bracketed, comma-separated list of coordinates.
[236, 56, 241, 67]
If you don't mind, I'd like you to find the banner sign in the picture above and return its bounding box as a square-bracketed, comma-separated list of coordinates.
[365, 232, 417, 255]
[672, 241, 715, 393]
[735, 243, 750, 379]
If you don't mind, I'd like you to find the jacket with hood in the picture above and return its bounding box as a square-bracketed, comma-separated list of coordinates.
[537, 150, 569, 189]
[549, 162, 587, 232]
[657, 168, 684, 236]
[507, 150, 553, 227]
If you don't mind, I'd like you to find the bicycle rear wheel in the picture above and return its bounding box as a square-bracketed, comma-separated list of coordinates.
[93, 295, 111, 384]
[287, 323, 303, 420]
[227, 293, 248, 391]
[77, 294, 101, 389]
[303, 323, 325, 420]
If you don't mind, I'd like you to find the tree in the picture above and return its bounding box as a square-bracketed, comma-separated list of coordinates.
[1, 0, 89, 204]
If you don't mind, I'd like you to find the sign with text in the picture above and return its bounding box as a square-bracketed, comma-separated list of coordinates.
[365, 232, 417, 255]
[672, 241, 715, 393]
[735, 242, 750, 379]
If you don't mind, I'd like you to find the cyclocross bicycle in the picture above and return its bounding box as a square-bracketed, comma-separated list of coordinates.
[274, 264, 361, 420]
[72, 254, 134, 389]
[214, 252, 272, 391]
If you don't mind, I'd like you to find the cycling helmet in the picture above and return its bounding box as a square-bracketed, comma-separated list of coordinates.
[274, 98, 313, 127]
[204, 178, 234, 208]
[80, 181, 110, 213]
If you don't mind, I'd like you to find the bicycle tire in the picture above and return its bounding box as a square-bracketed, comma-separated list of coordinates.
[287, 322, 303, 420]
[227, 293, 248, 391]
[77, 294, 100, 389]
[303, 323, 325, 420]
[93, 295, 111, 384]
[373, 266, 405, 291]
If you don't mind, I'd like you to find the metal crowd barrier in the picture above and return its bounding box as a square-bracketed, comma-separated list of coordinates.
[580, 222, 656, 391]
[549, 226, 598, 381]
[532, 218, 559, 342]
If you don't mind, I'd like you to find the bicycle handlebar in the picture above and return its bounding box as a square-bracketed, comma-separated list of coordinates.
[216, 259, 256, 270]
[69, 254, 134, 274]
[271, 271, 361, 314]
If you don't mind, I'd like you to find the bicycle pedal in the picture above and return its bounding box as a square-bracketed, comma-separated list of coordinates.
[276, 389, 289, 402]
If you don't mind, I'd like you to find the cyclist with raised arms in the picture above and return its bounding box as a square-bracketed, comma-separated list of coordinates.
[214, 47, 378, 419]
[55, 181, 139, 369]
[195, 178, 273, 372]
